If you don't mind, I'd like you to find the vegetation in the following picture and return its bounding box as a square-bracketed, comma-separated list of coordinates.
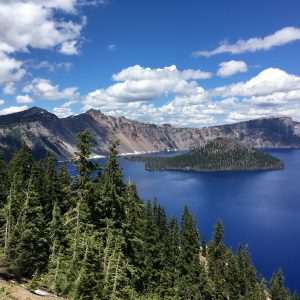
[128, 138, 284, 172]
[0, 133, 294, 299]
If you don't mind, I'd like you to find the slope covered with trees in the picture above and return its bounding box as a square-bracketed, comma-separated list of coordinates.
[0, 133, 294, 299]
[130, 138, 284, 172]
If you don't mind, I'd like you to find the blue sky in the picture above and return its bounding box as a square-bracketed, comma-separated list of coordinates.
[1, 0, 300, 126]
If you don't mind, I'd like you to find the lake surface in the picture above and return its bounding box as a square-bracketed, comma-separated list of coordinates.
[66, 149, 300, 291]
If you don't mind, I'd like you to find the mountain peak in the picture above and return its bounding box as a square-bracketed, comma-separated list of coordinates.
[86, 108, 102, 115]
[0, 106, 57, 125]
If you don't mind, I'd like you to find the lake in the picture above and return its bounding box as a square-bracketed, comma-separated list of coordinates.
[66, 149, 300, 292]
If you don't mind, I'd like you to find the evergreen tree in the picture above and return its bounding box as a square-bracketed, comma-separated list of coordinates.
[43, 152, 59, 223]
[92, 140, 125, 230]
[11, 165, 48, 277]
[160, 216, 180, 298]
[0, 150, 7, 208]
[73, 234, 103, 300]
[57, 163, 73, 214]
[208, 218, 227, 299]
[179, 206, 201, 299]
[8, 143, 33, 184]
[140, 201, 162, 296]
[270, 268, 290, 300]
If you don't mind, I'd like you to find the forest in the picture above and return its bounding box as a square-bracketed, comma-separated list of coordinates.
[0, 132, 296, 299]
[128, 138, 284, 172]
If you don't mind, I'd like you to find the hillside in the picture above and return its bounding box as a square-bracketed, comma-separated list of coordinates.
[128, 138, 284, 171]
[0, 106, 300, 160]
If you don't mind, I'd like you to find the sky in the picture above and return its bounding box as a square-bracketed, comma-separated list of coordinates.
[1, 0, 300, 127]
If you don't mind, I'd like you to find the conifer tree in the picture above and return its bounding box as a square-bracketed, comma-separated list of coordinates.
[270, 268, 290, 300]
[0, 150, 7, 208]
[8, 143, 33, 184]
[11, 165, 48, 277]
[43, 152, 59, 223]
[73, 234, 103, 300]
[92, 140, 125, 230]
[159, 216, 180, 298]
[57, 164, 72, 214]
[208, 218, 228, 299]
[179, 206, 201, 299]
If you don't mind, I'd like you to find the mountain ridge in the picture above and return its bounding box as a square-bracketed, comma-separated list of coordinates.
[0, 107, 300, 160]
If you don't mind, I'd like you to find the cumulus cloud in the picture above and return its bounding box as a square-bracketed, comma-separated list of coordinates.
[23, 78, 79, 100]
[82, 66, 300, 126]
[0, 105, 28, 115]
[214, 68, 300, 98]
[113, 65, 211, 81]
[193, 27, 300, 57]
[0, 1, 86, 55]
[84, 65, 210, 110]
[217, 60, 248, 77]
[16, 94, 34, 103]
[0, 52, 25, 85]
[3, 82, 16, 95]
[53, 100, 77, 118]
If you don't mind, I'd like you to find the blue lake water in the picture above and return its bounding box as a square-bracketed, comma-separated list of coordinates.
[66, 149, 300, 291]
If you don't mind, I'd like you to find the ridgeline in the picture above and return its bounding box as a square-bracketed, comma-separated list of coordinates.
[129, 138, 284, 172]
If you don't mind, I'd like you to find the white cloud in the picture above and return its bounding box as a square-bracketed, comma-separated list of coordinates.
[82, 66, 300, 126]
[53, 100, 77, 117]
[214, 68, 300, 98]
[0, 52, 25, 85]
[3, 82, 16, 94]
[107, 44, 117, 52]
[113, 65, 211, 81]
[60, 40, 79, 55]
[0, 1, 86, 55]
[0, 105, 28, 115]
[193, 27, 300, 57]
[217, 60, 248, 77]
[16, 94, 34, 103]
[23, 78, 79, 100]
[0, 100, 5, 105]
[83, 65, 212, 118]
[29, 60, 72, 72]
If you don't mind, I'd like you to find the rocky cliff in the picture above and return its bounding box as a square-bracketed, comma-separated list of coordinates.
[0, 107, 299, 160]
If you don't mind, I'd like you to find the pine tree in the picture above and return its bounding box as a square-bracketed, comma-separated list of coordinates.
[270, 268, 290, 300]
[178, 206, 201, 299]
[73, 234, 104, 300]
[43, 152, 59, 223]
[47, 201, 66, 292]
[159, 216, 180, 298]
[208, 218, 228, 299]
[11, 165, 48, 277]
[92, 140, 125, 230]
[8, 143, 33, 184]
[57, 163, 73, 214]
[70, 131, 99, 264]
[0, 150, 7, 208]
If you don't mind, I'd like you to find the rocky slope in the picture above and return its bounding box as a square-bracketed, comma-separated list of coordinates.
[0, 106, 300, 160]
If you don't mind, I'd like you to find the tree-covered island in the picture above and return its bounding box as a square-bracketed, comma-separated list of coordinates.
[128, 138, 284, 172]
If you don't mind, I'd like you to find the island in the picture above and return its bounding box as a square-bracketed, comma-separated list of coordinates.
[127, 138, 285, 172]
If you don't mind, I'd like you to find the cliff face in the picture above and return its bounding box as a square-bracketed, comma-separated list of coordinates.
[0, 107, 300, 160]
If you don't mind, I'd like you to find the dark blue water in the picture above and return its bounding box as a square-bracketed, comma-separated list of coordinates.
[65, 149, 300, 291]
